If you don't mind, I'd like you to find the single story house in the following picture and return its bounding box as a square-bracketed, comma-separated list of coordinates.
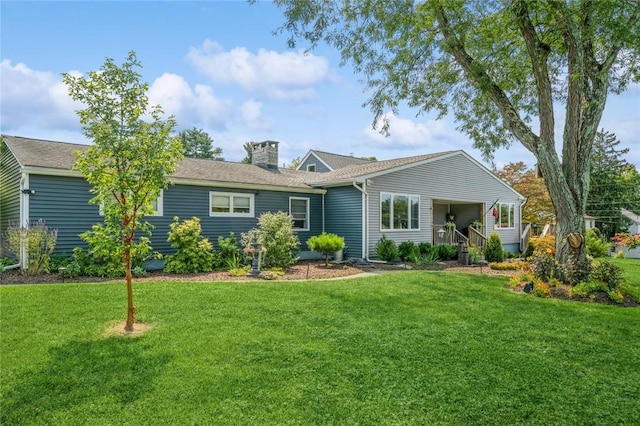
[621, 208, 640, 234]
[1, 135, 525, 266]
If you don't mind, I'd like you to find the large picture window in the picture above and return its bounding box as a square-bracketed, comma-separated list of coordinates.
[289, 197, 310, 231]
[381, 193, 420, 230]
[496, 202, 515, 229]
[209, 192, 254, 217]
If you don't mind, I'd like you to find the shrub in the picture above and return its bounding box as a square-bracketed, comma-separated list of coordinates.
[585, 228, 611, 258]
[4, 219, 58, 275]
[524, 241, 535, 258]
[531, 280, 551, 298]
[435, 244, 458, 261]
[242, 211, 300, 269]
[611, 232, 640, 249]
[530, 251, 556, 281]
[530, 235, 556, 255]
[376, 235, 398, 262]
[468, 246, 482, 264]
[229, 265, 251, 276]
[559, 255, 591, 286]
[409, 251, 439, 265]
[590, 259, 624, 291]
[73, 223, 153, 277]
[164, 217, 214, 274]
[398, 241, 419, 261]
[489, 260, 529, 270]
[485, 232, 504, 263]
[132, 266, 147, 278]
[418, 242, 433, 256]
[213, 233, 243, 270]
[307, 233, 345, 267]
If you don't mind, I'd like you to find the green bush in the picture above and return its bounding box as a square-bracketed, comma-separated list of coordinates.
[409, 251, 439, 265]
[164, 217, 214, 274]
[4, 219, 58, 275]
[398, 241, 419, 261]
[213, 233, 243, 270]
[485, 232, 505, 263]
[560, 255, 591, 286]
[242, 212, 300, 269]
[72, 223, 152, 277]
[307, 233, 345, 267]
[530, 251, 555, 281]
[435, 244, 458, 261]
[418, 242, 433, 256]
[585, 228, 611, 258]
[376, 235, 398, 262]
[590, 259, 624, 291]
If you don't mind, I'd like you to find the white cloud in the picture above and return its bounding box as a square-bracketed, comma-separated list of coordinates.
[362, 113, 455, 150]
[239, 99, 271, 130]
[0, 60, 80, 131]
[186, 39, 334, 101]
[148, 73, 231, 130]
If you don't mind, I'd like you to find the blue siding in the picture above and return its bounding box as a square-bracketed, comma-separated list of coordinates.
[324, 186, 363, 259]
[28, 174, 99, 256]
[0, 142, 22, 257]
[300, 154, 331, 173]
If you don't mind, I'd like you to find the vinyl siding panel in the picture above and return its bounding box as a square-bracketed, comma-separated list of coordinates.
[0, 143, 22, 257]
[366, 153, 521, 256]
[324, 186, 363, 259]
[300, 154, 332, 173]
[28, 174, 100, 255]
[156, 185, 323, 256]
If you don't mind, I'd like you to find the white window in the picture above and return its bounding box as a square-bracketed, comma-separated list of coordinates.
[290, 197, 310, 231]
[496, 202, 515, 229]
[380, 192, 420, 230]
[306, 164, 316, 172]
[209, 192, 254, 217]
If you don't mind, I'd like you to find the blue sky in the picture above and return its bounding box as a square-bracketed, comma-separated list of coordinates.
[2, 1, 639, 169]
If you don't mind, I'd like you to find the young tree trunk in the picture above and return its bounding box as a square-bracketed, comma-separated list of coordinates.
[124, 242, 135, 332]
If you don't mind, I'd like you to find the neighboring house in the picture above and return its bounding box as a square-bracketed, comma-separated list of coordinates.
[297, 150, 374, 173]
[621, 208, 640, 234]
[1, 135, 525, 265]
[585, 214, 597, 230]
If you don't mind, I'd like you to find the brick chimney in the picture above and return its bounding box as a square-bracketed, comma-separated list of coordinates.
[251, 140, 279, 171]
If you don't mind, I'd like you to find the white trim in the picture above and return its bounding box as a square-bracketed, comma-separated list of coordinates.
[495, 202, 516, 229]
[209, 191, 255, 217]
[306, 163, 317, 172]
[380, 192, 421, 231]
[289, 196, 310, 231]
[19, 172, 30, 269]
[151, 189, 164, 217]
[297, 151, 333, 171]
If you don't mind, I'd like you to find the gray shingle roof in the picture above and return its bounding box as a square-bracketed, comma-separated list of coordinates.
[2, 135, 315, 189]
[309, 150, 374, 170]
[2, 135, 460, 190]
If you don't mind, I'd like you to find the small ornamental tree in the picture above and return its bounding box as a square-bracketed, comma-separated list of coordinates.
[63, 52, 184, 332]
[307, 233, 345, 267]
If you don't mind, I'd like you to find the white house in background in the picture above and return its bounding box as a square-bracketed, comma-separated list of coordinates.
[621, 208, 640, 234]
[584, 215, 597, 230]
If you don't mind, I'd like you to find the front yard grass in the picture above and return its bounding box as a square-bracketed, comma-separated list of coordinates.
[2, 269, 640, 425]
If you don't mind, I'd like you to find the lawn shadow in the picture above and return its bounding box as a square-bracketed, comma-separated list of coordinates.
[2, 335, 172, 424]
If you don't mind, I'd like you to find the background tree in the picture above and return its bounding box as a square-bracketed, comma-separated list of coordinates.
[494, 162, 555, 226]
[289, 156, 302, 169]
[272, 0, 640, 274]
[178, 127, 224, 160]
[587, 131, 640, 238]
[241, 141, 254, 164]
[64, 52, 184, 331]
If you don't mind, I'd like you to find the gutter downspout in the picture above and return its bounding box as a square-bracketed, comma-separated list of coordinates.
[519, 197, 528, 252]
[352, 180, 372, 261]
[19, 172, 29, 271]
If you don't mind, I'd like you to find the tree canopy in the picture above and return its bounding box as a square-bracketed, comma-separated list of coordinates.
[587, 131, 640, 237]
[178, 127, 224, 160]
[273, 0, 640, 270]
[63, 52, 184, 331]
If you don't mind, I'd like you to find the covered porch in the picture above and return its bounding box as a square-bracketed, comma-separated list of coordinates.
[432, 200, 487, 249]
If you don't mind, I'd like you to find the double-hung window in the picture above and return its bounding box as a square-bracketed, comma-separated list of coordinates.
[496, 202, 515, 229]
[209, 192, 254, 217]
[380, 193, 420, 230]
[290, 197, 310, 231]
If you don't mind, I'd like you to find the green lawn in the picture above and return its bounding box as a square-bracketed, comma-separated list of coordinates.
[2, 264, 640, 425]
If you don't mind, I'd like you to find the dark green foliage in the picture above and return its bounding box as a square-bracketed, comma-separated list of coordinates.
[212, 233, 243, 270]
[375, 235, 398, 262]
[241, 212, 300, 269]
[485, 232, 505, 263]
[591, 259, 625, 291]
[178, 127, 224, 160]
[164, 217, 214, 274]
[418, 242, 433, 256]
[398, 241, 419, 261]
[435, 244, 458, 261]
[524, 241, 535, 258]
[560, 255, 591, 286]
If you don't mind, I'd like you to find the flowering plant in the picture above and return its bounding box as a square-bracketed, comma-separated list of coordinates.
[611, 232, 640, 249]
